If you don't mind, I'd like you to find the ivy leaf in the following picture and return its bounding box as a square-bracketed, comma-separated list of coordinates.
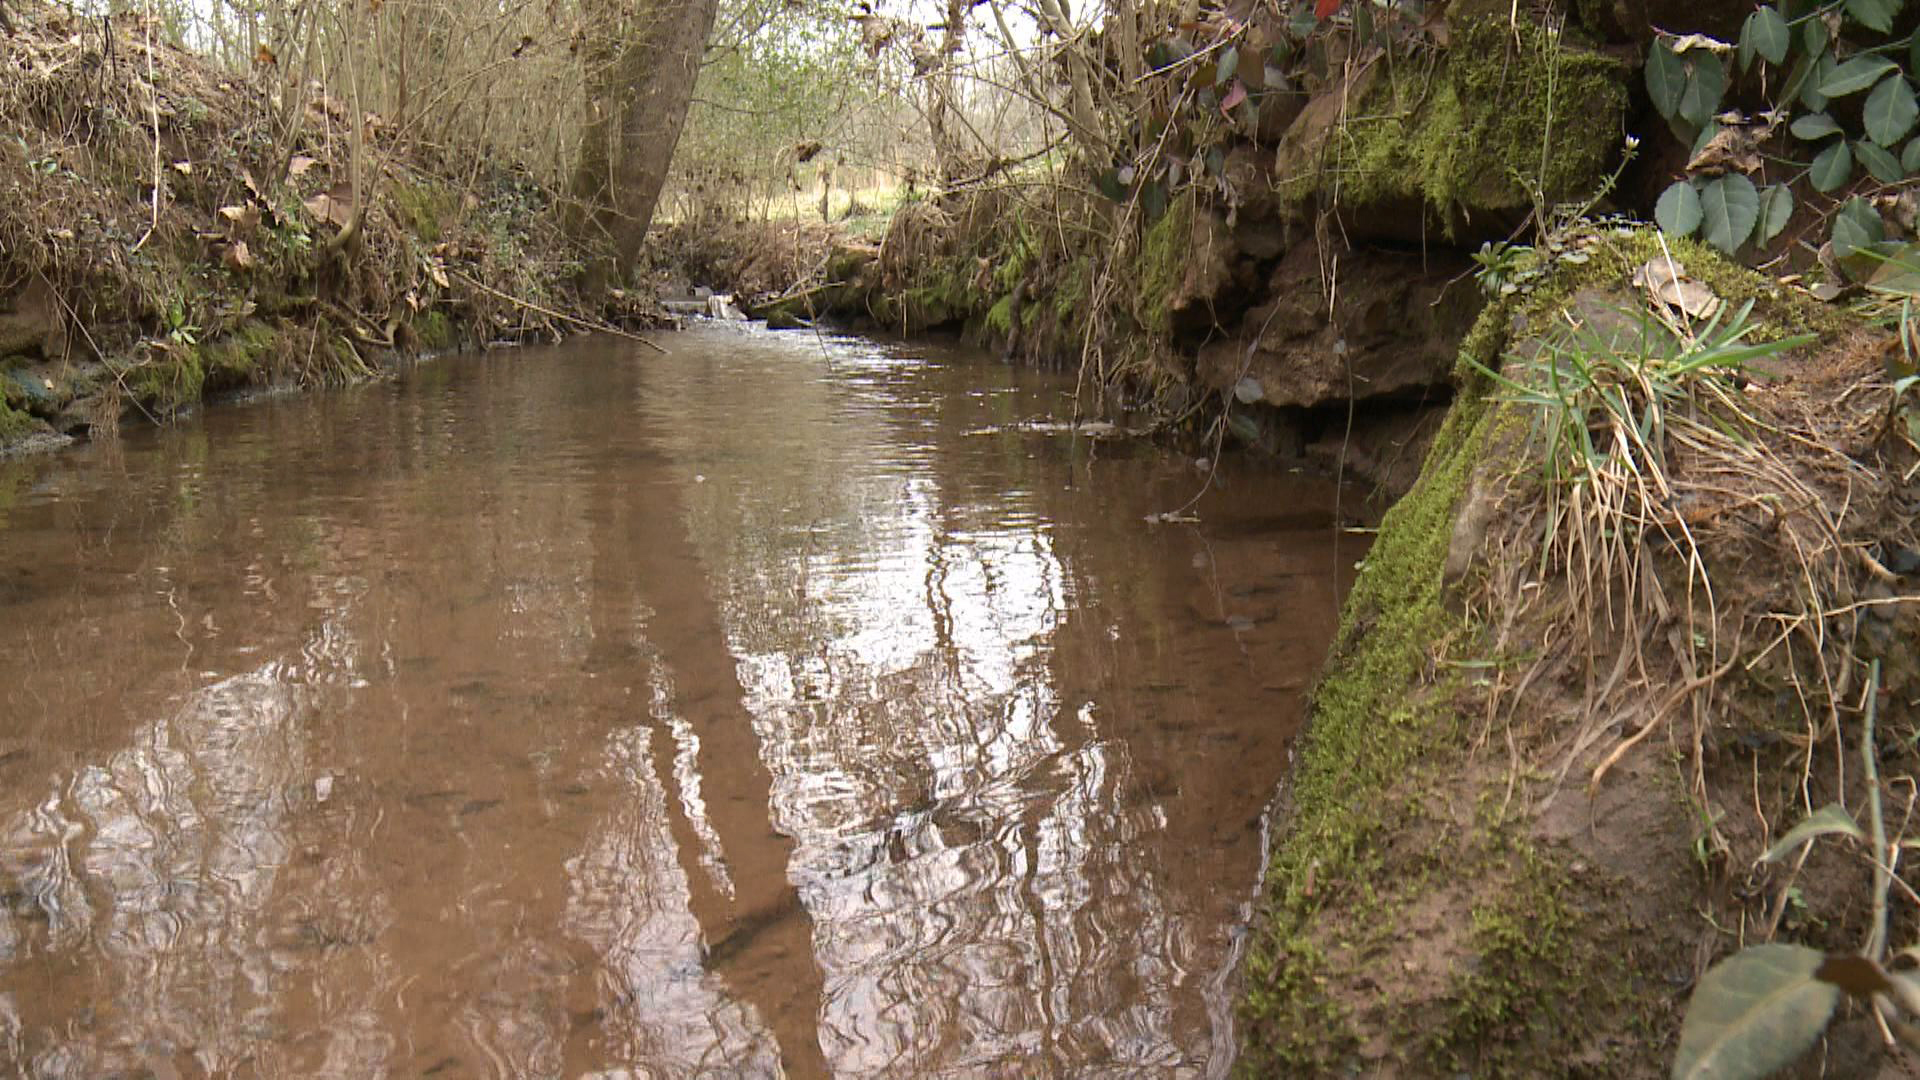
[1096, 167, 1129, 201]
[1864, 74, 1918, 146]
[1912, 30, 1920, 77]
[1758, 184, 1795, 244]
[1217, 45, 1239, 85]
[1845, 0, 1896, 33]
[1903, 136, 1920, 175]
[1657, 180, 1704, 238]
[1699, 173, 1760, 254]
[1673, 945, 1841, 1080]
[1856, 138, 1906, 183]
[1677, 55, 1728, 129]
[1809, 140, 1853, 192]
[1819, 56, 1898, 98]
[1740, 7, 1790, 70]
[1646, 39, 1687, 118]
[1789, 112, 1844, 141]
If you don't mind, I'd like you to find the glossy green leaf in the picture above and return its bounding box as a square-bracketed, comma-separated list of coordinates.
[1845, 0, 1896, 32]
[1803, 16, 1829, 58]
[1819, 56, 1898, 98]
[1833, 197, 1887, 273]
[1699, 173, 1760, 254]
[1903, 136, 1920, 174]
[1857, 138, 1905, 183]
[1809, 140, 1853, 192]
[1758, 184, 1794, 244]
[1802, 52, 1837, 111]
[1740, 7, 1790, 69]
[1646, 39, 1687, 118]
[1657, 180, 1704, 237]
[1789, 111, 1843, 140]
[1865, 74, 1919, 146]
[1673, 945, 1841, 1080]
[1677, 55, 1728, 128]
[1760, 803, 1863, 863]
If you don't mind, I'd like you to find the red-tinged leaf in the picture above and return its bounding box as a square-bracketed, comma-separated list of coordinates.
[1315, 0, 1340, 17]
[1220, 79, 1248, 115]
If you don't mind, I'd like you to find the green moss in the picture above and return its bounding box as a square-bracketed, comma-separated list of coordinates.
[1236, 366, 1493, 1072]
[1138, 192, 1195, 335]
[985, 293, 1016, 336]
[201, 319, 279, 388]
[416, 309, 454, 351]
[0, 396, 34, 441]
[129, 345, 206, 412]
[390, 180, 452, 243]
[1425, 845, 1633, 1075]
[1318, 17, 1626, 220]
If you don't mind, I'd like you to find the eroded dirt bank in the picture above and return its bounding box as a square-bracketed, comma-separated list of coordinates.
[1, 1, 661, 455]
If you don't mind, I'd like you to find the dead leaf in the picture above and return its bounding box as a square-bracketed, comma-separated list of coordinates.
[425, 259, 449, 289]
[1686, 124, 1764, 175]
[171, 160, 193, 175]
[218, 204, 261, 231]
[1220, 79, 1248, 115]
[239, 168, 262, 200]
[255, 43, 277, 67]
[287, 155, 318, 178]
[1632, 258, 1723, 320]
[302, 183, 355, 228]
[224, 241, 255, 270]
[1667, 32, 1733, 53]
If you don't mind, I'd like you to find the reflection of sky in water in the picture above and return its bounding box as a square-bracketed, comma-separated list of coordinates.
[645, 334, 1207, 1076]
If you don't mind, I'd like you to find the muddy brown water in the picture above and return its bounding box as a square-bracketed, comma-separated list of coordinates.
[0, 326, 1361, 1078]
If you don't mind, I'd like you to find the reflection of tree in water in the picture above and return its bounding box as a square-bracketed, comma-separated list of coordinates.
[639, 332, 1256, 1075]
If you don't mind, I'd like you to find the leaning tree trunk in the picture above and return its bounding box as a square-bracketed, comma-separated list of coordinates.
[568, 0, 719, 286]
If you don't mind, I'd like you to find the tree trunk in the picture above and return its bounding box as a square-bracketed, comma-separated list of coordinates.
[568, 0, 719, 285]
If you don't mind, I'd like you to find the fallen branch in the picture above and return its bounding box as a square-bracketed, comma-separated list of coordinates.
[448, 270, 668, 355]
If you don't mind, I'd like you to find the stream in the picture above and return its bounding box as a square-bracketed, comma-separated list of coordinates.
[0, 325, 1361, 1077]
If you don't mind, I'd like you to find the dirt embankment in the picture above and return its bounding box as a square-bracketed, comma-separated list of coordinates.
[0, 2, 658, 455]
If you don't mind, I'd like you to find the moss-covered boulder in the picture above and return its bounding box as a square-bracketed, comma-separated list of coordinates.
[1275, 15, 1627, 238]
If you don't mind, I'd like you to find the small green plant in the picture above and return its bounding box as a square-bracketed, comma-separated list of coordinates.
[1466, 298, 1813, 495]
[1470, 241, 1535, 297]
[163, 299, 199, 346]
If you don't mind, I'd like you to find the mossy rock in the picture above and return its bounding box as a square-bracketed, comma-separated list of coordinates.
[201, 319, 281, 389]
[1233, 227, 1808, 1074]
[1278, 16, 1627, 230]
[128, 345, 206, 413]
